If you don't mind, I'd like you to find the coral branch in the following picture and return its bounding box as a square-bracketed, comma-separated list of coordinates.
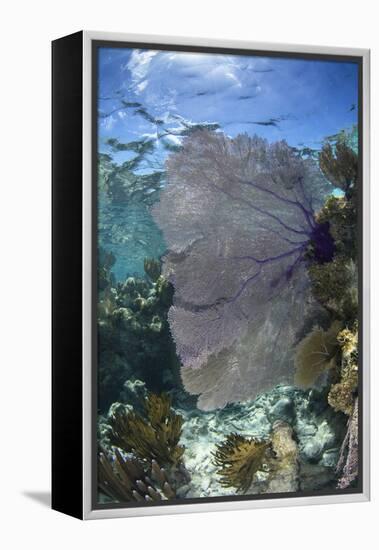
[239, 178, 316, 229]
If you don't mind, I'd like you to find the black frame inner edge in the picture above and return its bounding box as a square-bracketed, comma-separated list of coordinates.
[91, 39, 364, 511]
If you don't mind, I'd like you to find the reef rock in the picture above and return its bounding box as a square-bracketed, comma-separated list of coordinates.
[266, 421, 299, 493]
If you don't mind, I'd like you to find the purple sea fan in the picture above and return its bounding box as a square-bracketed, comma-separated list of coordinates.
[152, 131, 333, 410]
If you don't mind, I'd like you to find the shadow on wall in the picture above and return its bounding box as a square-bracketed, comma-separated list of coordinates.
[22, 491, 51, 508]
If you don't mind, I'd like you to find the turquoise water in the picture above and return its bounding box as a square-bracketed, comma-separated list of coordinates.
[98, 190, 166, 280]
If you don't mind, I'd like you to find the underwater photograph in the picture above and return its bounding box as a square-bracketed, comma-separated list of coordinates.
[95, 44, 361, 507]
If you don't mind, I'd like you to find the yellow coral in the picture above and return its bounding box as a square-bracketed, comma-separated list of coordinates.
[108, 392, 184, 467]
[328, 324, 358, 415]
[294, 321, 341, 389]
[328, 381, 356, 415]
[212, 434, 270, 493]
[338, 325, 358, 356]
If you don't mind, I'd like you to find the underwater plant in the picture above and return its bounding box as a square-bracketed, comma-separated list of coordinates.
[98, 449, 177, 503]
[152, 130, 334, 409]
[212, 433, 271, 493]
[108, 392, 185, 467]
[294, 321, 341, 390]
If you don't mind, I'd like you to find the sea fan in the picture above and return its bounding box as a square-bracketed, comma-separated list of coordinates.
[294, 321, 341, 390]
[152, 131, 333, 410]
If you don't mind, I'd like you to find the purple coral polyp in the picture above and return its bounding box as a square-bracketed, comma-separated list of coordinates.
[309, 221, 336, 264]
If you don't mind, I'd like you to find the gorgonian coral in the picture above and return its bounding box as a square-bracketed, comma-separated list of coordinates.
[108, 392, 185, 467]
[98, 450, 178, 503]
[319, 139, 358, 197]
[294, 321, 341, 390]
[213, 433, 271, 493]
[152, 131, 333, 409]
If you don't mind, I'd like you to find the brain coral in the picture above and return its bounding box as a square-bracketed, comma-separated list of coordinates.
[152, 131, 333, 410]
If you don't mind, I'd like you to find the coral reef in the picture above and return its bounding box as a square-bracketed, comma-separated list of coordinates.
[153, 130, 333, 409]
[213, 433, 271, 493]
[316, 196, 357, 260]
[176, 384, 345, 498]
[97, 253, 182, 411]
[307, 135, 358, 325]
[307, 195, 358, 323]
[301, 133, 360, 491]
[108, 392, 185, 467]
[98, 392, 192, 503]
[294, 321, 341, 390]
[95, 53, 361, 504]
[97, 128, 360, 499]
[307, 257, 357, 321]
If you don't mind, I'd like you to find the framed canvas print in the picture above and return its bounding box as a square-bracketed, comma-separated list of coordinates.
[52, 31, 370, 520]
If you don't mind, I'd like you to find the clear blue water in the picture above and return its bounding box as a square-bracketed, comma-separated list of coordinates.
[97, 48, 358, 282]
